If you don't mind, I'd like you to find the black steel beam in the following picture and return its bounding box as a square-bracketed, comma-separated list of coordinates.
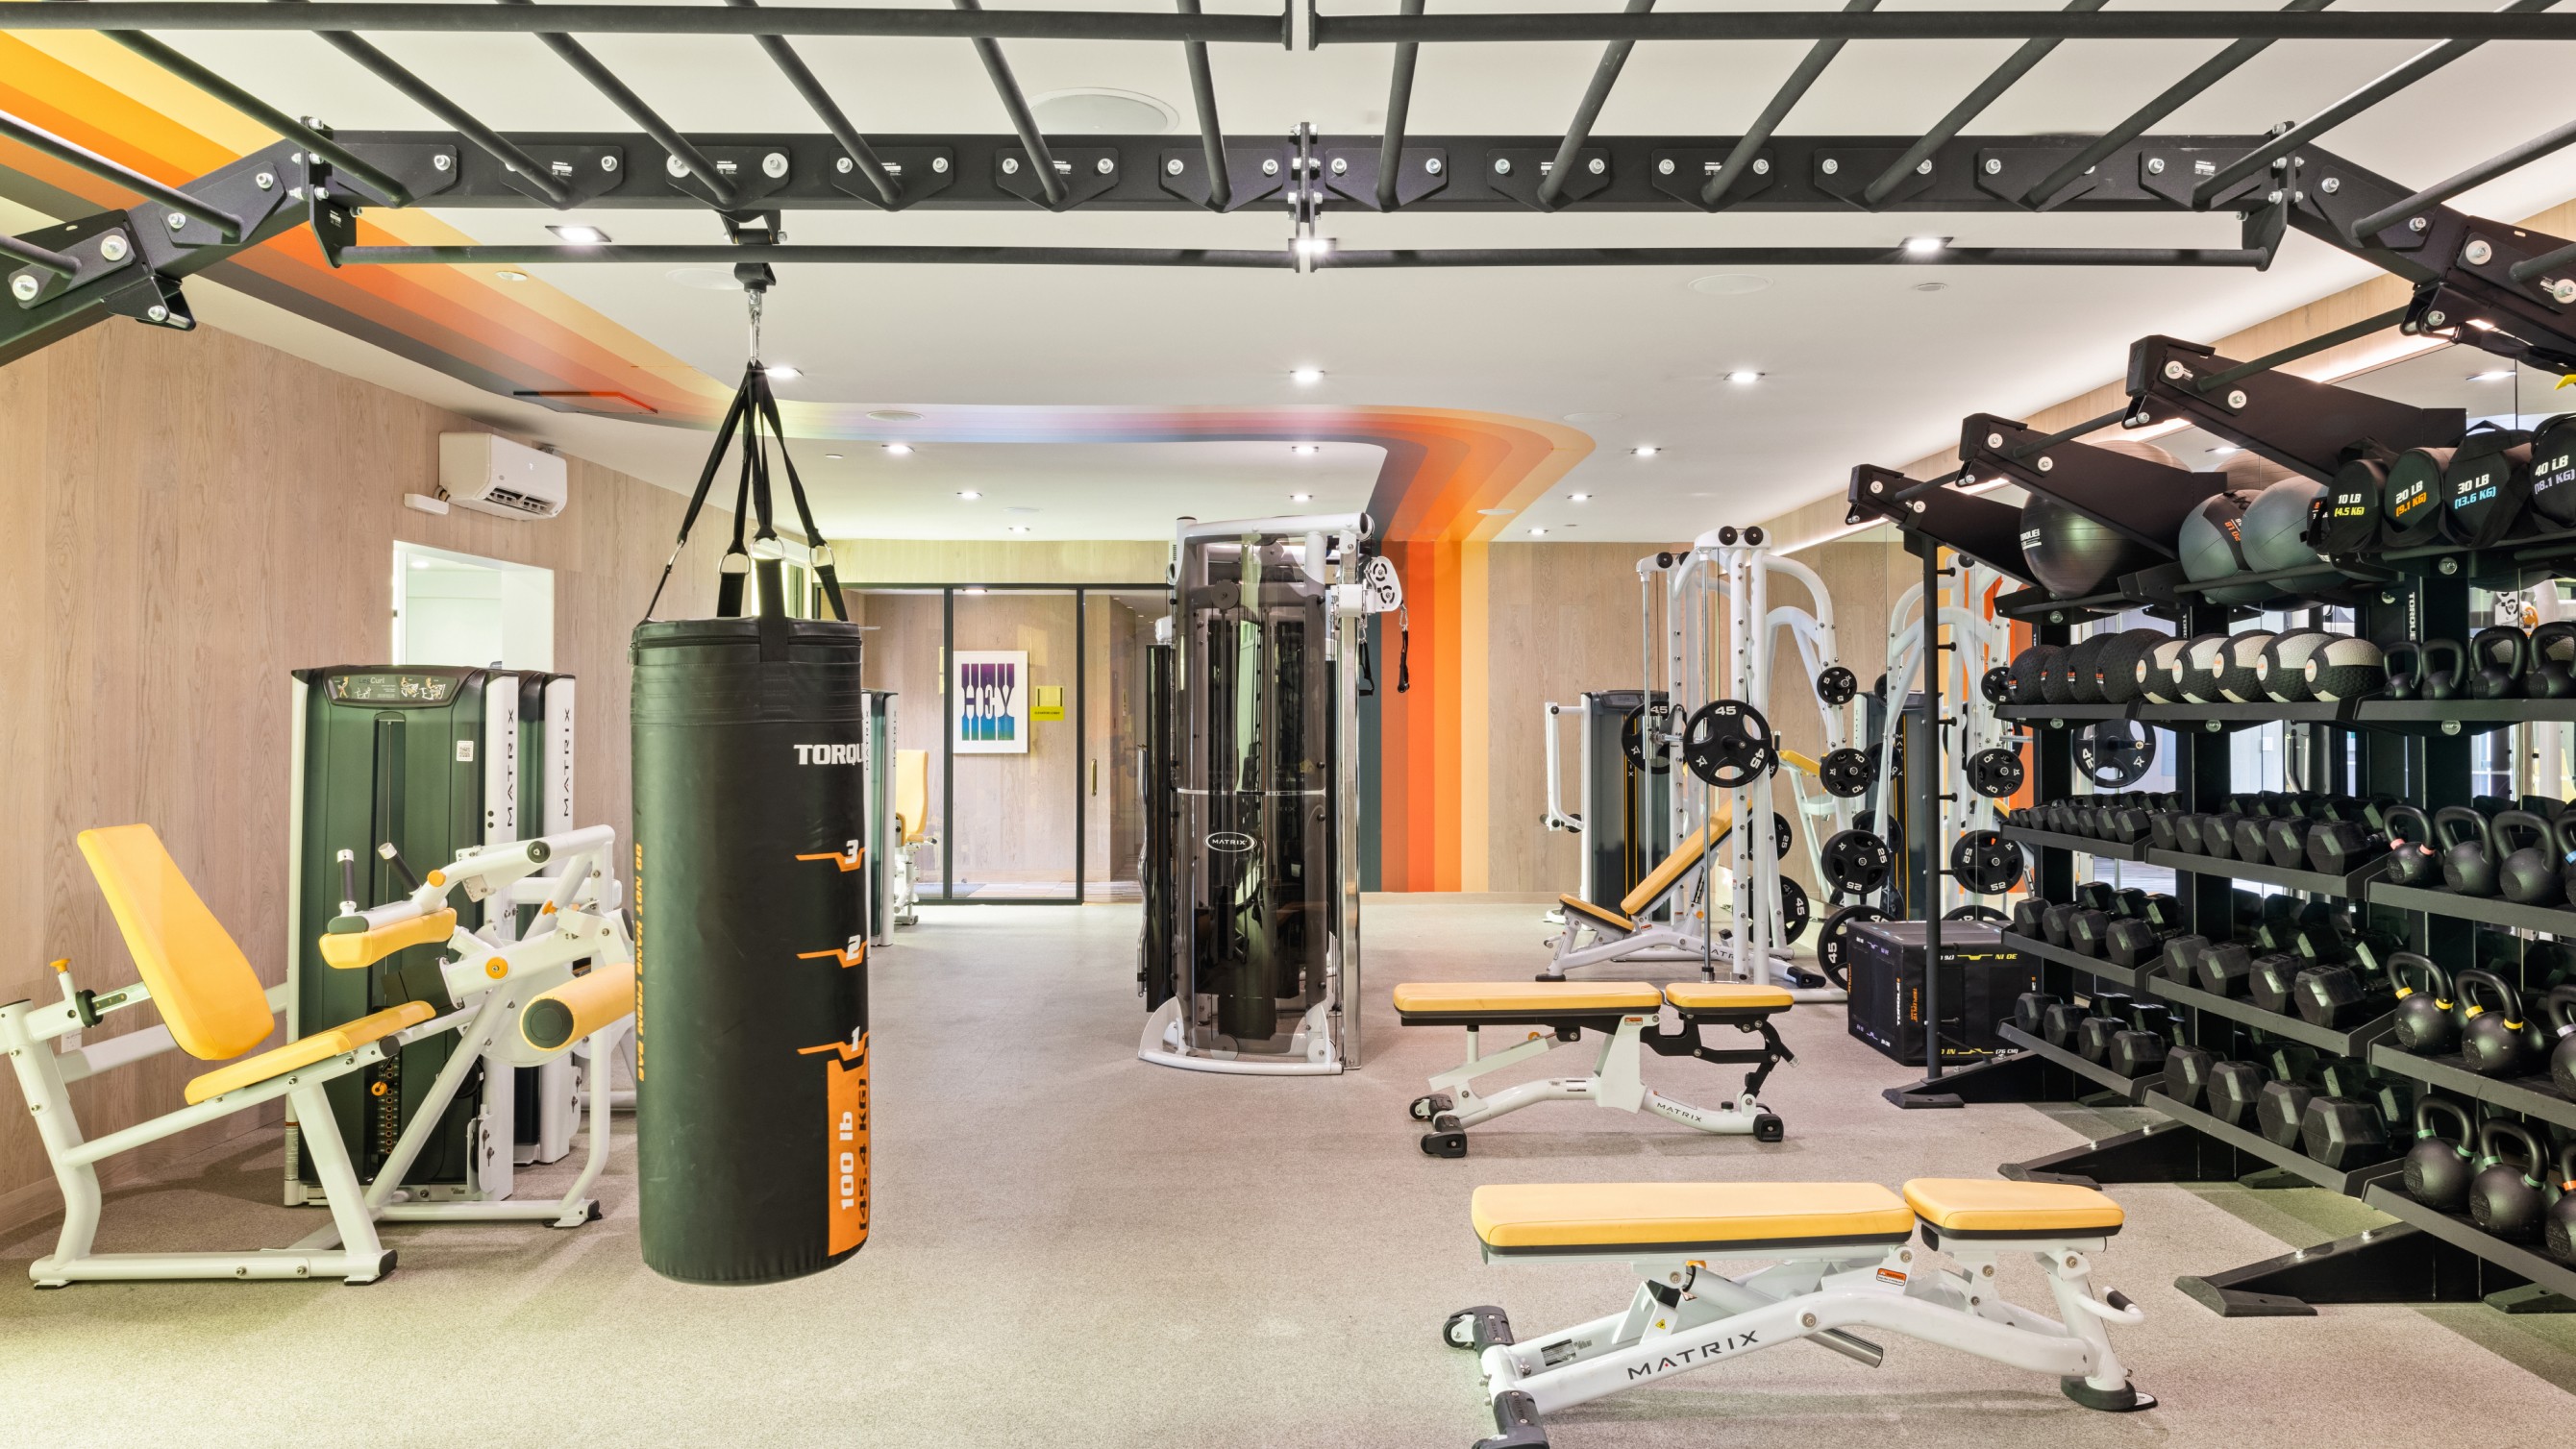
[296, 17, 576, 207]
[2193, 0, 2561, 205]
[1375, 0, 1427, 210]
[311, 129, 2282, 211]
[0, 232, 82, 278]
[954, 0, 1065, 208]
[498, 0, 743, 209]
[1535, 0, 1653, 210]
[103, 32, 413, 206]
[1176, 0, 1231, 211]
[1861, 0, 2103, 209]
[729, 0, 899, 209]
[0, 107, 251, 241]
[336, 242, 2270, 267]
[2022, 0, 2335, 209]
[5, 3, 1284, 38]
[2352, 114, 2576, 240]
[1703, 0, 1874, 209]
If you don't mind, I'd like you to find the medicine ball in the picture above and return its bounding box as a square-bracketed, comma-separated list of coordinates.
[2241, 478, 2331, 576]
[2530, 413, 2576, 528]
[2019, 491, 2159, 600]
[2060, 632, 2115, 704]
[2259, 630, 2337, 702]
[2093, 628, 2167, 704]
[2177, 489, 2266, 603]
[2445, 429, 2535, 548]
[2306, 635, 2388, 702]
[2177, 633, 2233, 703]
[2217, 631, 2279, 702]
[2315, 454, 2385, 555]
[2138, 637, 2192, 703]
[2382, 446, 2455, 547]
[2007, 645, 2058, 704]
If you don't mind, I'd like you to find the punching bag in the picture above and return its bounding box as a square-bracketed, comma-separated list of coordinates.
[633, 286, 869, 1284]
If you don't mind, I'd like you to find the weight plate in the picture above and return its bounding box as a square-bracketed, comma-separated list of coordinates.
[1619, 701, 1674, 774]
[1944, 904, 2008, 923]
[1815, 903, 1886, 988]
[1819, 747, 1873, 799]
[1966, 746, 2026, 799]
[2072, 719, 2157, 788]
[1947, 829, 2027, 895]
[1815, 665, 1859, 707]
[1779, 876, 1810, 944]
[1681, 699, 1777, 789]
[1820, 828, 1894, 897]
[1773, 812, 1793, 860]
[1979, 666, 2013, 705]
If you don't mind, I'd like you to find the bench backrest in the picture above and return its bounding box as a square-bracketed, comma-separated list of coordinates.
[78, 825, 274, 1063]
[894, 749, 930, 845]
[1618, 808, 1734, 919]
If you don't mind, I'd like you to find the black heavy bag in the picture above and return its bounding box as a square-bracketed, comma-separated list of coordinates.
[2531, 413, 2576, 527]
[633, 280, 869, 1285]
[2444, 425, 2535, 548]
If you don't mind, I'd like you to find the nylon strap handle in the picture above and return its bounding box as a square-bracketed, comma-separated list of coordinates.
[716, 421, 756, 619]
[643, 375, 754, 621]
[753, 382, 851, 623]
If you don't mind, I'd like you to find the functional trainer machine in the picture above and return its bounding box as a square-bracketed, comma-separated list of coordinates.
[1137, 512, 1403, 1074]
[1449, 1178, 2150, 1448]
[1, 822, 632, 1287]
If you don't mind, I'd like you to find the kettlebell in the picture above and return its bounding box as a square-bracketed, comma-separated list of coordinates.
[2494, 809, 2564, 905]
[2549, 984, 2576, 1097]
[2389, 953, 2460, 1056]
[2527, 621, 2576, 700]
[2547, 1142, 2576, 1265]
[2402, 1096, 2478, 1210]
[2433, 805, 2500, 896]
[2457, 969, 2536, 1078]
[2554, 813, 2576, 904]
[2383, 805, 2441, 888]
[2465, 626, 2529, 700]
[2468, 1118, 2550, 1240]
[2384, 638, 2465, 701]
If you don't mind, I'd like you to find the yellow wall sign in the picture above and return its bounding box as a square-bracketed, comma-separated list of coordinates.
[1030, 685, 1065, 723]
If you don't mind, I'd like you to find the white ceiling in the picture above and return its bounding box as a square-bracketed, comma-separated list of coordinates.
[41, 3, 2576, 539]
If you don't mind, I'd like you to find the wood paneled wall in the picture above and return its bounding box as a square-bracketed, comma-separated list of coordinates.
[832, 538, 1166, 587]
[0, 320, 723, 1227]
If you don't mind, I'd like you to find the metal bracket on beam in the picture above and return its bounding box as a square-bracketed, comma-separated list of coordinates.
[1320, 145, 1446, 210]
[323, 142, 460, 209]
[310, 185, 359, 268]
[1846, 463, 2037, 585]
[1814, 145, 1937, 209]
[1962, 413, 2220, 555]
[825, 146, 956, 210]
[1158, 144, 1289, 211]
[7, 219, 141, 307]
[996, 146, 1121, 209]
[1484, 146, 1609, 210]
[2137, 146, 2271, 211]
[665, 145, 798, 209]
[1647, 147, 1776, 210]
[498, 143, 629, 208]
[2124, 334, 2464, 479]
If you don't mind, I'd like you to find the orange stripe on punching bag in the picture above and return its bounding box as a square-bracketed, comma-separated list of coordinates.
[796, 939, 867, 969]
[797, 1035, 871, 1255]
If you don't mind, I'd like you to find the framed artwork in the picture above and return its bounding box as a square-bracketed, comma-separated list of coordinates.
[953, 650, 1030, 754]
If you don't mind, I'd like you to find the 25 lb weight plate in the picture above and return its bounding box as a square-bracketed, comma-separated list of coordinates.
[1682, 700, 1776, 788]
[1620, 701, 1674, 774]
[1815, 903, 1886, 988]
[1967, 746, 2026, 799]
[1948, 830, 2027, 895]
[1778, 877, 1811, 944]
[2073, 719, 2157, 788]
[1815, 665, 1859, 707]
[1820, 828, 1894, 897]
[1819, 747, 1873, 799]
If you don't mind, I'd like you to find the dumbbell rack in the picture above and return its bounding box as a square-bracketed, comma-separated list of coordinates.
[1934, 572, 2576, 1317]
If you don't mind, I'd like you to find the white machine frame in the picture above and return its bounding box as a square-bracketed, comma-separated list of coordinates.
[1456, 1226, 2146, 1447]
[1872, 562, 2019, 921]
[1403, 1007, 1788, 1152]
[1, 825, 633, 1287]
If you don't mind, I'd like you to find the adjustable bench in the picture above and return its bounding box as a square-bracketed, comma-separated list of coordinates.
[1392, 980, 1794, 1157]
[1447, 1177, 2151, 1448]
[1541, 816, 1731, 978]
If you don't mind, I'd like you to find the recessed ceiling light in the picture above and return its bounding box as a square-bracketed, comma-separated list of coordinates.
[1290, 367, 1325, 384]
[2209, 446, 2241, 455]
[493, 269, 529, 282]
[1688, 274, 1771, 296]
[1290, 444, 1320, 455]
[2471, 369, 2514, 381]
[868, 408, 922, 422]
[1290, 492, 1315, 502]
[2465, 318, 2498, 332]
[1293, 237, 1334, 258]
[1903, 235, 1947, 255]
[548, 224, 609, 244]
[1724, 371, 1762, 385]
[1028, 87, 1177, 135]
[1632, 446, 1661, 458]
[1569, 492, 1592, 502]
[1912, 281, 1948, 292]
[883, 443, 913, 455]
[765, 365, 800, 381]
[823, 453, 844, 460]
[956, 489, 980, 500]
[1528, 527, 1549, 536]
[1007, 525, 1032, 534]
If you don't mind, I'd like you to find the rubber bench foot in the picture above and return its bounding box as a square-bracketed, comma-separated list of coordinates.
[1423, 1128, 1468, 1159]
[2061, 1376, 2155, 1412]
[1753, 1112, 1786, 1143]
[1474, 1389, 1549, 1448]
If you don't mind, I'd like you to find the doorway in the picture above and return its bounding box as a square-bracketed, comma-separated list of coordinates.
[392, 542, 555, 670]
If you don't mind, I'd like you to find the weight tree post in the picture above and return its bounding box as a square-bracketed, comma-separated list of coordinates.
[1891, 530, 1961, 1107]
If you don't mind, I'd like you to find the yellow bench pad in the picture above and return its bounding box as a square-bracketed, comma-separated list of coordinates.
[1556, 895, 1636, 933]
[1474, 1182, 1915, 1252]
[184, 1001, 437, 1105]
[318, 908, 458, 970]
[1663, 982, 1795, 1012]
[1902, 1178, 2124, 1237]
[1394, 982, 1663, 1016]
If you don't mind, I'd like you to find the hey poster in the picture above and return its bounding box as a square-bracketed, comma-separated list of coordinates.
[953, 651, 1030, 754]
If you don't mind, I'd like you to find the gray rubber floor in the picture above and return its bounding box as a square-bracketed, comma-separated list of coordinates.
[3, 896, 2571, 1447]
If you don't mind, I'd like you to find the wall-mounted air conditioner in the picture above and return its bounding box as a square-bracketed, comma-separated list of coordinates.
[437, 432, 568, 520]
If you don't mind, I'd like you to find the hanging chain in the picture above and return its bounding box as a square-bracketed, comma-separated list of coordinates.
[746, 285, 765, 369]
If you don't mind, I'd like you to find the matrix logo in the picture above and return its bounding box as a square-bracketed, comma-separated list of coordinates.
[795, 744, 863, 765]
[1626, 1328, 1760, 1379]
[1207, 831, 1256, 853]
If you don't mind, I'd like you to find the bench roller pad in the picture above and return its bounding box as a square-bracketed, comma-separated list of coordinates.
[1474, 1182, 1916, 1254]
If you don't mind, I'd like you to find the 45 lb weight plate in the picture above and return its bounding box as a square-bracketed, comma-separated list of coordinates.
[2073, 719, 2157, 788]
[1682, 700, 1776, 788]
[1778, 877, 1811, 944]
[1620, 701, 1674, 774]
[1815, 903, 1886, 988]
[1948, 830, 2027, 895]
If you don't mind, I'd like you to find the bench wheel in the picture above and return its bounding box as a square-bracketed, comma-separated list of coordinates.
[1442, 1311, 1480, 1350]
[1423, 1114, 1468, 1158]
[1753, 1112, 1785, 1143]
[1410, 1093, 1453, 1122]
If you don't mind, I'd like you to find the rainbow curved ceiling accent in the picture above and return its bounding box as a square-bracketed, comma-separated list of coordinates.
[0, 33, 1592, 888]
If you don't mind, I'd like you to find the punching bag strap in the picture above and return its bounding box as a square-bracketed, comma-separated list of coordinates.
[644, 376, 755, 621]
[753, 382, 851, 623]
[1397, 602, 1412, 694]
[716, 423, 757, 619]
